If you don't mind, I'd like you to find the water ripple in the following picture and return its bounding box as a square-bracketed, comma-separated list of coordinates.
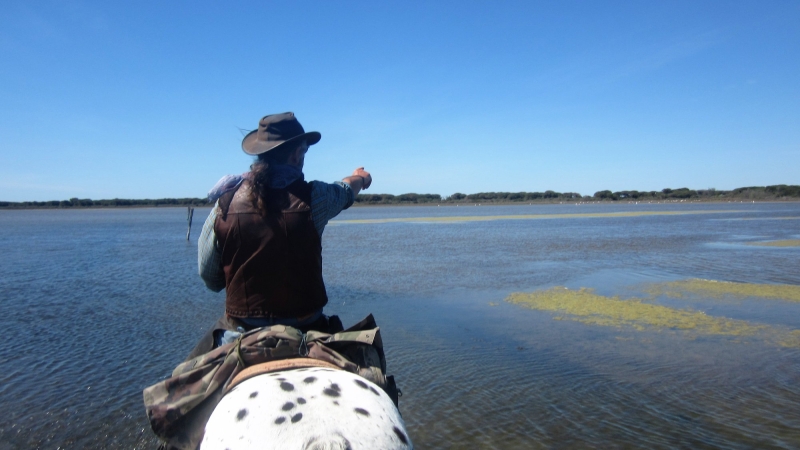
[1, 204, 799, 448]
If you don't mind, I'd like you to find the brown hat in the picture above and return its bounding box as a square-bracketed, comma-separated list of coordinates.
[241, 112, 321, 155]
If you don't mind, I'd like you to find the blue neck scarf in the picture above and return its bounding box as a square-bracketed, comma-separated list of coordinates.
[267, 164, 304, 189]
[206, 164, 304, 202]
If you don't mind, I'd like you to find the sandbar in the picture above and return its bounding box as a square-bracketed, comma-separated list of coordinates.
[333, 210, 741, 225]
[645, 278, 800, 302]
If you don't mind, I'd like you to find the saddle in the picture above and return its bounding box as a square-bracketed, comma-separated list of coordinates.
[143, 314, 399, 450]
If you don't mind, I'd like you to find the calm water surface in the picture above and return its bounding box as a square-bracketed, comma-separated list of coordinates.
[1, 202, 799, 449]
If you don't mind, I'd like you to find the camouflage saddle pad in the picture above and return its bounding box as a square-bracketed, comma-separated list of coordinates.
[143, 314, 398, 450]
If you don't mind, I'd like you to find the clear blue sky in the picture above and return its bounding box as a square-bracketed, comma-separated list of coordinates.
[1, 1, 798, 201]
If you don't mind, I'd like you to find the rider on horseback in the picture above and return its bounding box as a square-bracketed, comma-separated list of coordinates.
[188, 112, 372, 359]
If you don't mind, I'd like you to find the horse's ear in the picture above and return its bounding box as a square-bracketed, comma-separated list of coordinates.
[327, 315, 344, 333]
[304, 436, 352, 450]
[343, 314, 377, 332]
[385, 375, 400, 407]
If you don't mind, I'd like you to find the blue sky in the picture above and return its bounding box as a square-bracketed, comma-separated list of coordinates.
[1, 1, 798, 201]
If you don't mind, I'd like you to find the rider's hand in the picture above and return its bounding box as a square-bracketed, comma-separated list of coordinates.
[352, 167, 372, 189]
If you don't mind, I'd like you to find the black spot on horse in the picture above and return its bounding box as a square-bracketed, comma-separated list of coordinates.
[303, 376, 317, 384]
[323, 387, 341, 397]
[280, 382, 295, 392]
[291, 413, 303, 423]
[282, 401, 295, 411]
[393, 426, 409, 445]
[369, 387, 380, 396]
[274, 416, 286, 425]
[249, 391, 258, 399]
[333, 401, 339, 406]
[330, 383, 341, 392]
[236, 409, 248, 421]
[354, 379, 368, 389]
[354, 408, 370, 417]
[297, 397, 306, 404]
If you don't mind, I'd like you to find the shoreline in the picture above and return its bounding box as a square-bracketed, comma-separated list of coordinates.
[2, 198, 800, 211]
[350, 198, 800, 208]
[4, 185, 797, 210]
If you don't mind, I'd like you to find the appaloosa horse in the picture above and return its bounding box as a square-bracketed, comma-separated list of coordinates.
[200, 365, 412, 449]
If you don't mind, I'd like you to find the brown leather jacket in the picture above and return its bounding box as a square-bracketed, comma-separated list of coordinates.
[214, 179, 328, 318]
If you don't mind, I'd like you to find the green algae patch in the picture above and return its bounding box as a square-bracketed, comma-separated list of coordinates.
[746, 239, 800, 247]
[645, 279, 800, 303]
[334, 210, 739, 225]
[779, 330, 800, 348]
[505, 287, 765, 336]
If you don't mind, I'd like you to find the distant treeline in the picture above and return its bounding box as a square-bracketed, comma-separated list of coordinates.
[0, 197, 209, 209]
[589, 185, 800, 202]
[354, 185, 800, 205]
[2, 185, 798, 209]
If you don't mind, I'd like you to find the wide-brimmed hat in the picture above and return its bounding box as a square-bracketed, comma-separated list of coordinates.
[241, 112, 321, 155]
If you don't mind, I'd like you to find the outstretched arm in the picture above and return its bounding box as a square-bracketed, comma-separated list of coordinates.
[309, 168, 373, 236]
[341, 167, 372, 196]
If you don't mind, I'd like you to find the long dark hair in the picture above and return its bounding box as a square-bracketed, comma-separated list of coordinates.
[249, 142, 298, 213]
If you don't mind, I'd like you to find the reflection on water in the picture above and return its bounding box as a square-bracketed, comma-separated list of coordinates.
[1, 202, 799, 448]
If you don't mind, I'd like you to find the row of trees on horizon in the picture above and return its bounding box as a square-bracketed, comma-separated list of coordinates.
[0, 197, 209, 209]
[1, 185, 798, 209]
[353, 184, 800, 205]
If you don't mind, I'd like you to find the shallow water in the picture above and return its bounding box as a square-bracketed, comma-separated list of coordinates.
[0, 202, 799, 448]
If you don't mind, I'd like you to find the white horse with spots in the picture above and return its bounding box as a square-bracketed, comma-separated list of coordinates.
[201, 365, 412, 449]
